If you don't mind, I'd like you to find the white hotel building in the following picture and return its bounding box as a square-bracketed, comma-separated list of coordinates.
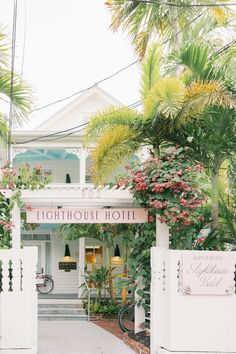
[11, 85, 138, 295]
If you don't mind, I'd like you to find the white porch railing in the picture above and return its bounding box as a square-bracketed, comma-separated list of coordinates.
[0, 247, 37, 354]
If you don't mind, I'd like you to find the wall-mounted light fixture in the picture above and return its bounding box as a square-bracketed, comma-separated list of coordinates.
[66, 174, 71, 183]
[64, 244, 71, 260]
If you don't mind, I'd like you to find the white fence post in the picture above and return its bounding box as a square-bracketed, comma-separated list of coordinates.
[151, 219, 170, 354]
[156, 218, 170, 249]
[11, 203, 21, 249]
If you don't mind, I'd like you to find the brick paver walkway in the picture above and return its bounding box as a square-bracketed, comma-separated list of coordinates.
[94, 318, 124, 339]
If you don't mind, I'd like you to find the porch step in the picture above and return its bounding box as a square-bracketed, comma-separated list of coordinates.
[38, 308, 85, 315]
[38, 303, 83, 308]
[38, 302, 88, 321]
[38, 314, 88, 321]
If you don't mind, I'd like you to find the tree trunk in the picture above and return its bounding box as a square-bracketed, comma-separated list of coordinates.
[153, 145, 160, 157]
[211, 168, 220, 231]
[169, 0, 180, 51]
[121, 244, 128, 305]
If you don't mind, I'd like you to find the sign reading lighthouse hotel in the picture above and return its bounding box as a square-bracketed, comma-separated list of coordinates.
[26, 208, 148, 224]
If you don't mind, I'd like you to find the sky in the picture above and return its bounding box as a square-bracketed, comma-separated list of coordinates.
[0, 0, 140, 128]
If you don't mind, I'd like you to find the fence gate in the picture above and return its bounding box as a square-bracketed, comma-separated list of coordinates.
[0, 247, 37, 354]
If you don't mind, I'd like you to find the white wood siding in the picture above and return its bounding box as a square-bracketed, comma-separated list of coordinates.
[51, 234, 80, 294]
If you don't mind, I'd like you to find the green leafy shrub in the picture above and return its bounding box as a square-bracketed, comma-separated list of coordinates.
[83, 299, 122, 317]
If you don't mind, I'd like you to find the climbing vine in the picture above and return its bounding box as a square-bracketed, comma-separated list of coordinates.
[0, 161, 50, 248]
[116, 146, 209, 249]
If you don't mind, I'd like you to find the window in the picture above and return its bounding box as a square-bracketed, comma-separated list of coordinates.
[21, 234, 51, 241]
[85, 245, 103, 272]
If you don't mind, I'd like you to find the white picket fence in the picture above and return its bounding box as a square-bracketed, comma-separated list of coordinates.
[0, 247, 37, 354]
[151, 248, 236, 354]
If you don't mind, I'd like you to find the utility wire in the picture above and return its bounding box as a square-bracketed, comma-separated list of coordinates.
[31, 61, 139, 112]
[15, 100, 143, 144]
[8, 0, 18, 161]
[21, 33, 236, 145]
[40, 100, 144, 143]
[123, 0, 236, 7]
[20, 0, 27, 81]
[31, 9, 205, 113]
[209, 38, 236, 59]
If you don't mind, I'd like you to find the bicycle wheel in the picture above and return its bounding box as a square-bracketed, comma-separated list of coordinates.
[37, 276, 54, 294]
[118, 304, 134, 332]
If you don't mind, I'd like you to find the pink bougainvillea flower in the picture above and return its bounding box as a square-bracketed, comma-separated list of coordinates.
[25, 204, 33, 212]
[148, 216, 155, 222]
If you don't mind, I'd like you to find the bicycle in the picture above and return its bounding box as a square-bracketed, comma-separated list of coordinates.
[118, 302, 135, 332]
[36, 273, 54, 294]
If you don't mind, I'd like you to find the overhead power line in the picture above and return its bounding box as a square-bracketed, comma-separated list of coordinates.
[8, 0, 18, 161]
[16, 100, 143, 144]
[20, 26, 236, 146]
[31, 61, 139, 112]
[20, 0, 27, 81]
[31, 10, 206, 113]
[209, 38, 236, 59]
[123, 0, 236, 7]
[15, 35, 236, 146]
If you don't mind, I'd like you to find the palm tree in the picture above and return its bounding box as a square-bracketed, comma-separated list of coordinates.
[85, 43, 235, 185]
[0, 29, 33, 145]
[105, 0, 234, 57]
[164, 43, 236, 231]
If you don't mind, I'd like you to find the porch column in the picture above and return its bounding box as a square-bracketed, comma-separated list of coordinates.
[65, 148, 89, 185]
[11, 203, 21, 249]
[79, 149, 88, 185]
[78, 237, 85, 298]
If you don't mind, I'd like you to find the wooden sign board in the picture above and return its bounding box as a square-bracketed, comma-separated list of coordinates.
[59, 262, 77, 271]
[182, 252, 235, 295]
[27, 208, 148, 224]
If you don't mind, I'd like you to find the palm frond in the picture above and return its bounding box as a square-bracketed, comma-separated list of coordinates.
[0, 70, 33, 125]
[0, 30, 9, 69]
[144, 77, 185, 120]
[105, 0, 172, 58]
[182, 13, 215, 45]
[209, 5, 230, 25]
[140, 43, 162, 100]
[0, 112, 8, 145]
[84, 106, 142, 145]
[181, 80, 236, 120]
[180, 44, 209, 77]
[90, 125, 139, 185]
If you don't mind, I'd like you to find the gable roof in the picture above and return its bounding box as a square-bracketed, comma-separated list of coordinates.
[34, 85, 123, 131]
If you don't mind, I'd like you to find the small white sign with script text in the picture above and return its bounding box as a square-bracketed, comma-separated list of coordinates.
[182, 252, 235, 295]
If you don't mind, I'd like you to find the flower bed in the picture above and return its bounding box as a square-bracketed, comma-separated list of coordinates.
[123, 331, 150, 354]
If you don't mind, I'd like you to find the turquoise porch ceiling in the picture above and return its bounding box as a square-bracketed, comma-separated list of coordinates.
[14, 149, 79, 162]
